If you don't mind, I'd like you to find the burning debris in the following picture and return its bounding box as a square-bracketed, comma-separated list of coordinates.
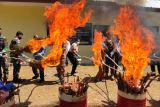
[59, 76, 88, 97]
[110, 5, 154, 94]
[58, 75, 89, 107]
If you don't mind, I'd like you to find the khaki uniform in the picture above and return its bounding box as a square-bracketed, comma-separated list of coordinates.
[10, 37, 22, 81]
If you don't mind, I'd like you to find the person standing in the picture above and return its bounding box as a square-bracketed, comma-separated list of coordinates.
[150, 49, 160, 80]
[104, 39, 116, 80]
[31, 35, 46, 83]
[114, 37, 122, 74]
[67, 39, 80, 76]
[56, 40, 71, 84]
[0, 28, 9, 82]
[10, 31, 23, 83]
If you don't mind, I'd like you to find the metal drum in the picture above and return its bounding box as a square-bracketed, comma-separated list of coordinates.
[0, 96, 15, 107]
[59, 91, 87, 107]
[117, 90, 146, 107]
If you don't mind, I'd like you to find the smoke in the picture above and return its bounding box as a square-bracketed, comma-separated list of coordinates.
[87, 0, 159, 51]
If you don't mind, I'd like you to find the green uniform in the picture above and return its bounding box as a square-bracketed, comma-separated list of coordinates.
[10, 37, 21, 81]
[0, 35, 9, 82]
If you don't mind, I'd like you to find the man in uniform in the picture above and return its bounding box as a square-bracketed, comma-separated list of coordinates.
[10, 31, 24, 83]
[0, 28, 9, 82]
[32, 35, 46, 83]
[114, 37, 122, 74]
[104, 38, 116, 80]
[67, 39, 80, 76]
[56, 40, 70, 84]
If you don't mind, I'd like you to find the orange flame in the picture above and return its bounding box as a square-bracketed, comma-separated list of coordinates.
[110, 6, 154, 86]
[92, 30, 104, 66]
[27, 0, 91, 67]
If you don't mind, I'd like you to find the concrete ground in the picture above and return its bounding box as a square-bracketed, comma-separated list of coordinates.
[6, 65, 160, 107]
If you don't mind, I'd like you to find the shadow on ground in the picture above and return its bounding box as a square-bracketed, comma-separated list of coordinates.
[15, 85, 60, 107]
[148, 99, 160, 107]
[16, 101, 32, 107]
[16, 102, 59, 107]
[10, 79, 59, 88]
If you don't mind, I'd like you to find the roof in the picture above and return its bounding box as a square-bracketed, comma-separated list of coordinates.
[0, 0, 56, 3]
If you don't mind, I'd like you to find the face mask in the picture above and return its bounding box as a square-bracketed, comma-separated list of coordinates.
[18, 36, 22, 40]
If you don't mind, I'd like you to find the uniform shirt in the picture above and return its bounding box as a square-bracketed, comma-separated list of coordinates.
[10, 37, 21, 58]
[0, 35, 7, 51]
[0, 35, 8, 57]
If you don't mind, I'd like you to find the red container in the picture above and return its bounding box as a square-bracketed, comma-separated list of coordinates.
[117, 90, 146, 107]
[1, 96, 15, 107]
[59, 92, 87, 107]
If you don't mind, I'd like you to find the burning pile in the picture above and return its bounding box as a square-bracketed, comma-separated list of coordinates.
[110, 5, 154, 94]
[59, 76, 88, 96]
[27, 0, 91, 68]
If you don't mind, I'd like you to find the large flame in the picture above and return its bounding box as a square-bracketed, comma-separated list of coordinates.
[92, 30, 104, 66]
[27, 0, 91, 67]
[110, 6, 154, 86]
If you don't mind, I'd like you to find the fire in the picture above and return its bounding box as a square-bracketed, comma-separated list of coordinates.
[92, 30, 104, 66]
[110, 6, 154, 86]
[27, 0, 91, 67]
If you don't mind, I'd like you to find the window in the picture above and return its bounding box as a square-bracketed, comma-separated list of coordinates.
[76, 23, 92, 45]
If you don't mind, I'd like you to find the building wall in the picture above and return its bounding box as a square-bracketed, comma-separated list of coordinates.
[0, 2, 47, 46]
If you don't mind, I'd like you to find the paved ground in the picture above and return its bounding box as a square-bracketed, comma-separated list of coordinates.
[6, 65, 160, 107]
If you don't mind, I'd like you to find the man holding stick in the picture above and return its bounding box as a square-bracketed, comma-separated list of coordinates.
[56, 40, 70, 84]
[31, 35, 46, 83]
[67, 38, 80, 76]
[10, 31, 24, 83]
[104, 38, 116, 80]
[0, 28, 9, 82]
[150, 49, 160, 81]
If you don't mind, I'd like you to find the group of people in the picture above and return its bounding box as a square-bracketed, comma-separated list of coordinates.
[150, 49, 160, 81]
[56, 38, 81, 84]
[0, 28, 81, 84]
[95, 36, 122, 81]
[95, 34, 160, 82]
[1, 27, 159, 84]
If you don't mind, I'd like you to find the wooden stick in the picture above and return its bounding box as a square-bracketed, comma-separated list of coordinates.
[102, 61, 123, 72]
[105, 54, 122, 71]
[145, 75, 160, 90]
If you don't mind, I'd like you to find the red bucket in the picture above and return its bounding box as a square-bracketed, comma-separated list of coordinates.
[59, 92, 87, 107]
[1, 96, 15, 107]
[117, 90, 146, 107]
